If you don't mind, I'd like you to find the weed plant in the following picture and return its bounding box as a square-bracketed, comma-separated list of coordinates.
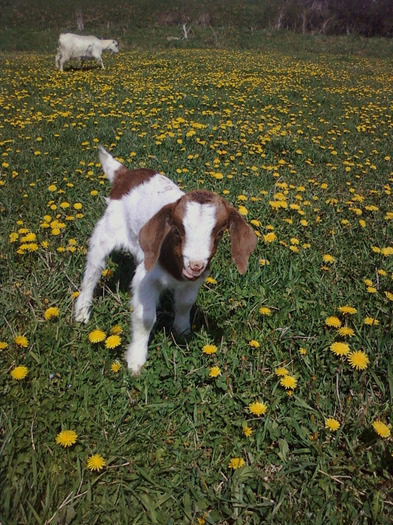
[1, 45, 393, 524]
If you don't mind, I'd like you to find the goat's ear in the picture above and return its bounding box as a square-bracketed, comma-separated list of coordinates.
[228, 207, 258, 274]
[139, 203, 174, 271]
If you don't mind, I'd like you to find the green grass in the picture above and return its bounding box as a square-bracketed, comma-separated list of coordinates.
[1, 42, 393, 524]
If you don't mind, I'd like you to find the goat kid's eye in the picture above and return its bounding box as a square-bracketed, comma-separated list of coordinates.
[172, 227, 180, 236]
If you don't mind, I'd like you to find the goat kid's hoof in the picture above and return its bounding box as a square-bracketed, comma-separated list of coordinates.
[74, 305, 91, 324]
[127, 361, 144, 376]
[174, 329, 192, 344]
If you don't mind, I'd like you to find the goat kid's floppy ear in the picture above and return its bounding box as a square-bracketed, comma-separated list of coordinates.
[139, 204, 174, 271]
[228, 208, 258, 274]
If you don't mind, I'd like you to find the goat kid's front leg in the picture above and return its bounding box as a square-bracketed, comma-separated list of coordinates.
[75, 223, 115, 323]
[125, 265, 161, 375]
[173, 279, 204, 338]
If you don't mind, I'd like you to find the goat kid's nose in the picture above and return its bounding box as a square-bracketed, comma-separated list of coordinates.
[189, 260, 205, 273]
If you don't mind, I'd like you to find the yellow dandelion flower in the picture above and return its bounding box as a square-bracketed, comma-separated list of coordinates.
[275, 366, 289, 377]
[364, 317, 379, 326]
[88, 329, 106, 343]
[259, 306, 271, 316]
[325, 316, 341, 328]
[111, 361, 122, 373]
[9, 232, 19, 243]
[21, 232, 36, 242]
[299, 347, 307, 355]
[264, 232, 277, 243]
[347, 351, 369, 370]
[243, 425, 253, 437]
[249, 401, 268, 416]
[202, 344, 217, 355]
[87, 454, 106, 472]
[330, 342, 350, 356]
[10, 365, 28, 380]
[249, 340, 260, 348]
[372, 420, 391, 439]
[105, 335, 122, 349]
[205, 276, 218, 285]
[228, 457, 245, 469]
[15, 335, 28, 348]
[111, 325, 123, 335]
[381, 247, 393, 257]
[367, 286, 377, 294]
[338, 326, 354, 337]
[280, 375, 297, 389]
[322, 254, 335, 263]
[385, 291, 393, 301]
[338, 305, 357, 315]
[44, 306, 59, 320]
[209, 366, 221, 378]
[56, 430, 78, 447]
[325, 418, 340, 431]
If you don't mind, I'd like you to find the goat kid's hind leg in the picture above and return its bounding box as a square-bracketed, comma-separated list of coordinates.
[125, 266, 161, 375]
[173, 279, 204, 338]
[74, 223, 116, 323]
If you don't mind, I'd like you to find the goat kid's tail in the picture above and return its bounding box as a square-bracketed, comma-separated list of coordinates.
[98, 145, 123, 183]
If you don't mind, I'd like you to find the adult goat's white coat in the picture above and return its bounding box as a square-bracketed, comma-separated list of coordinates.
[75, 147, 258, 374]
[55, 33, 119, 72]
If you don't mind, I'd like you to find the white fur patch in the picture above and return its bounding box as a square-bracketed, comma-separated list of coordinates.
[182, 201, 217, 266]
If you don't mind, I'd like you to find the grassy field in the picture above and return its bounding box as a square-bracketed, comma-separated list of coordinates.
[1, 39, 393, 524]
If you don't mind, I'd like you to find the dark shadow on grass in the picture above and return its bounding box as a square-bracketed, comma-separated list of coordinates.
[107, 251, 136, 293]
[99, 251, 224, 343]
[154, 290, 225, 345]
[61, 62, 102, 72]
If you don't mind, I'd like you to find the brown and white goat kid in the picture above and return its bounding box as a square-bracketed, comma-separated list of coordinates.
[75, 147, 258, 374]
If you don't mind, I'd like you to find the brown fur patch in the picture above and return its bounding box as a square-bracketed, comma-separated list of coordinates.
[110, 167, 156, 200]
[158, 230, 184, 281]
[185, 189, 220, 205]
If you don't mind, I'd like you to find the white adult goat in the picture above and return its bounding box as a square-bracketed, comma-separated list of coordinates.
[55, 33, 119, 72]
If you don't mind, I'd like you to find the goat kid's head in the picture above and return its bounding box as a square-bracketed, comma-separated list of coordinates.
[140, 190, 258, 281]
